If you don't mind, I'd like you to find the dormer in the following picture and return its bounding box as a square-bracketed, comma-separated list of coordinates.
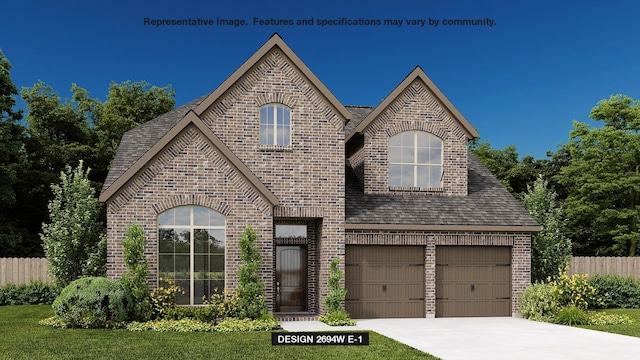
[346, 67, 478, 196]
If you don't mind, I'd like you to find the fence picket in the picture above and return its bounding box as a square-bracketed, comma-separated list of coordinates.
[569, 256, 640, 278]
[0, 258, 51, 286]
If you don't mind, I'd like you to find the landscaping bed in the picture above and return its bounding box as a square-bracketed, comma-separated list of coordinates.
[0, 305, 438, 360]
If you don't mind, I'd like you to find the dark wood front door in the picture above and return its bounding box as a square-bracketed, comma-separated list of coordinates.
[276, 246, 307, 312]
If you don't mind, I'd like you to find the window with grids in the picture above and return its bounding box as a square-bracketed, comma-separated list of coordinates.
[389, 131, 443, 187]
[260, 104, 291, 146]
[158, 206, 225, 305]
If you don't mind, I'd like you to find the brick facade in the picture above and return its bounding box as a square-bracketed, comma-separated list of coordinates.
[363, 80, 468, 196]
[102, 35, 534, 318]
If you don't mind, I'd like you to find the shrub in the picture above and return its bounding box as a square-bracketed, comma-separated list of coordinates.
[550, 270, 600, 310]
[520, 283, 558, 321]
[214, 316, 280, 332]
[41, 162, 106, 288]
[120, 223, 151, 321]
[588, 311, 635, 325]
[52, 277, 128, 328]
[150, 278, 185, 319]
[126, 316, 279, 332]
[236, 225, 268, 319]
[203, 289, 241, 319]
[0, 280, 59, 305]
[127, 319, 215, 332]
[318, 310, 356, 326]
[587, 274, 640, 309]
[320, 257, 356, 326]
[555, 306, 590, 325]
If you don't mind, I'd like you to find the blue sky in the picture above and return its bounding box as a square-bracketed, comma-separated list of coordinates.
[2, 0, 638, 159]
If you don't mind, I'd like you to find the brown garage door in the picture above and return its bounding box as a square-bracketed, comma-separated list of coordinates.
[345, 246, 424, 318]
[436, 246, 511, 317]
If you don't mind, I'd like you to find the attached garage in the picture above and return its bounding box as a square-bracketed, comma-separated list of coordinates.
[436, 246, 511, 317]
[345, 245, 424, 318]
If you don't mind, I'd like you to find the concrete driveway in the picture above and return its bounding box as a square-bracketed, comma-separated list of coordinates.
[280, 317, 640, 359]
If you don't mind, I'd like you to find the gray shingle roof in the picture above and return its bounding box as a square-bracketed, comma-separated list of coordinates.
[346, 153, 539, 227]
[344, 105, 373, 136]
[101, 93, 211, 194]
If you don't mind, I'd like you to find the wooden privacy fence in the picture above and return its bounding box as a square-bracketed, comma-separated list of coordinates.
[569, 257, 640, 278]
[0, 258, 51, 286]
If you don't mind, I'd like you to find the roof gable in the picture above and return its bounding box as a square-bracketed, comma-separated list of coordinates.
[346, 66, 478, 142]
[99, 110, 279, 205]
[194, 33, 351, 122]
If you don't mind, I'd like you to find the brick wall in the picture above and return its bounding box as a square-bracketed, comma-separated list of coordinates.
[106, 48, 346, 314]
[346, 231, 532, 317]
[198, 49, 345, 313]
[362, 80, 468, 196]
[106, 127, 274, 307]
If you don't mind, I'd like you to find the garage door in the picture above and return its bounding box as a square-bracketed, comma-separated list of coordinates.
[436, 246, 511, 317]
[345, 246, 424, 318]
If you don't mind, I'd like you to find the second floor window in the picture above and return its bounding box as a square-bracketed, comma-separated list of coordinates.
[389, 131, 442, 187]
[260, 104, 290, 146]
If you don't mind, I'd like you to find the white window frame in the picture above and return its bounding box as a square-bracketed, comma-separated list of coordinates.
[389, 130, 443, 187]
[260, 103, 291, 146]
[158, 206, 225, 305]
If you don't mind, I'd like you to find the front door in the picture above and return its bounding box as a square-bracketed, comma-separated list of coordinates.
[275, 245, 307, 312]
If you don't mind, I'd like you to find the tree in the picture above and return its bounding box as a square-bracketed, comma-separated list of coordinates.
[559, 95, 640, 256]
[41, 162, 106, 288]
[236, 224, 267, 319]
[0, 48, 29, 256]
[523, 175, 572, 282]
[13, 80, 175, 257]
[92, 81, 175, 182]
[470, 140, 547, 198]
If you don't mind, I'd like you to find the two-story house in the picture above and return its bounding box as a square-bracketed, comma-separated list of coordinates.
[99, 34, 539, 319]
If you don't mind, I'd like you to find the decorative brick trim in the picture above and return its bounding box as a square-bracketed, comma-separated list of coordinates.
[273, 206, 324, 218]
[152, 195, 231, 216]
[386, 122, 449, 140]
[254, 92, 297, 108]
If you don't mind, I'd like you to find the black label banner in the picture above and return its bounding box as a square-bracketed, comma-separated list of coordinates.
[271, 332, 369, 346]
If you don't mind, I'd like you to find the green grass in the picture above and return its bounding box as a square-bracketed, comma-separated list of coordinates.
[577, 309, 640, 337]
[0, 305, 439, 360]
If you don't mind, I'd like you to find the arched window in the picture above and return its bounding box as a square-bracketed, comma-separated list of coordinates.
[158, 206, 225, 305]
[389, 131, 443, 187]
[260, 104, 291, 146]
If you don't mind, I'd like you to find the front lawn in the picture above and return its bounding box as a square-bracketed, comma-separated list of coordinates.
[0, 305, 438, 360]
[577, 309, 640, 338]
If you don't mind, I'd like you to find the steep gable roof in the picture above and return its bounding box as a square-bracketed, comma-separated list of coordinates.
[99, 110, 279, 205]
[194, 33, 352, 122]
[345, 153, 540, 231]
[346, 66, 479, 142]
[101, 94, 209, 195]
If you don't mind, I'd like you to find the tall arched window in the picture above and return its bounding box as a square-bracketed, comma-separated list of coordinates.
[158, 206, 225, 305]
[389, 131, 443, 187]
[260, 104, 291, 146]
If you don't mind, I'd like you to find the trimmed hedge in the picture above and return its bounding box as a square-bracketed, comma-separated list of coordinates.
[0, 281, 59, 305]
[52, 277, 129, 328]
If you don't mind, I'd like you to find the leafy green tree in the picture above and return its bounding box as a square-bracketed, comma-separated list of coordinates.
[92, 81, 175, 182]
[13, 80, 174, 257]
[0, 49, 29, 256]
[236, 224, 267, 319]
[121, 223, 151, 321]
[470, 140, 547, 198]
[41, 162, 106, 288]
[523, 175, 572, 282]
[559, 95, 640, 256]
